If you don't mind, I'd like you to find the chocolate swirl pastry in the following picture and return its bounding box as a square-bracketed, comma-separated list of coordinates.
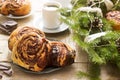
[48, 41, 76, 67]
[0, 0, 31, 16]
[8, 26, 45, 51]
[8, 26, 76, 72]
[12, 32, 50, 71]
[106, 11, 120, 30]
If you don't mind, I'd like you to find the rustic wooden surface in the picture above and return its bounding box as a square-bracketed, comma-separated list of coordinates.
[0, 0, 120, 80]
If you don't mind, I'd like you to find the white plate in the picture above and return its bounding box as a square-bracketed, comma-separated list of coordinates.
[34, 18, 69, 33]
[16, 64, 61, 74]
[3, 10, 33, 19]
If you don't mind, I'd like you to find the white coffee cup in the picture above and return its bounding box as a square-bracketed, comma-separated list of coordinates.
[51, 0, 72, 8]
[42, 1, 62, 30]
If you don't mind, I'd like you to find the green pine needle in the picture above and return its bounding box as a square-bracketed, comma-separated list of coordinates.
[77, 64, 101, 80]
[61, 1, 120, 79]
[60, 0, 120, 66]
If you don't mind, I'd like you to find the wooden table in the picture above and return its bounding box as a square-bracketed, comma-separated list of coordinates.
[0, 0, 120, 80]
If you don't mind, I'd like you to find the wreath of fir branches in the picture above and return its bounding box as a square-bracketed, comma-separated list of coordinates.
[60, 0, 120, 67]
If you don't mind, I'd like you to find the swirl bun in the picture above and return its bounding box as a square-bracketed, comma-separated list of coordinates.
[0, 0, 31, 16]
[106, 11, 120, 30]
[12, 32, 50, 71]
[48, 41, 76, 67]
[8, 26, 76, 72]
[8, 26, 45, 51]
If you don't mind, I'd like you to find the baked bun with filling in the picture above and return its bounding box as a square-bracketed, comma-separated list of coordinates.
[8, 26, 45, 51]
[8, 26, 76, 72]
[12, 32, 50, 71]
[106, 11, 120, 30]
[48, 41, 76, 67]
[0, 0, 31, 16]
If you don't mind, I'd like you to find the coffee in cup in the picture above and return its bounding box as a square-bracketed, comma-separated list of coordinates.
[42, 1, 62, 29]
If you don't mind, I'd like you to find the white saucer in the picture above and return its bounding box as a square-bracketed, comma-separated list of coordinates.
[3, 10, 33, 19]
[34, 18, 69, 33]
[15, 63, 61, 74]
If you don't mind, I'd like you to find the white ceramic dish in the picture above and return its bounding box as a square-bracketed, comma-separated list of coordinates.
[34, 18, 69, 33]
[3, 10, 33, 19]
[16, 65, 61, 74]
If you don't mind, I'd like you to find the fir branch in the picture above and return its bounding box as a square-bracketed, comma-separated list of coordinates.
[87, 47, 105, 64]
[90, 0, 104, 7]
[61, 0, 120, 70]
[114, 0, 120, 5]
[77, 64, 101, 80]
[73, 33, 88, 51]
[109, 0, 120, 10]
[77, 71, 101, 80]
[77, 71, 90, 78]
[71, 0, 87, 8]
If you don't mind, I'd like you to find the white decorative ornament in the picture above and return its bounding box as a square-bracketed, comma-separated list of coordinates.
[84, 32, 108, 43]
[104, 0, 114, 10]
[77, 7, 103, 17]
